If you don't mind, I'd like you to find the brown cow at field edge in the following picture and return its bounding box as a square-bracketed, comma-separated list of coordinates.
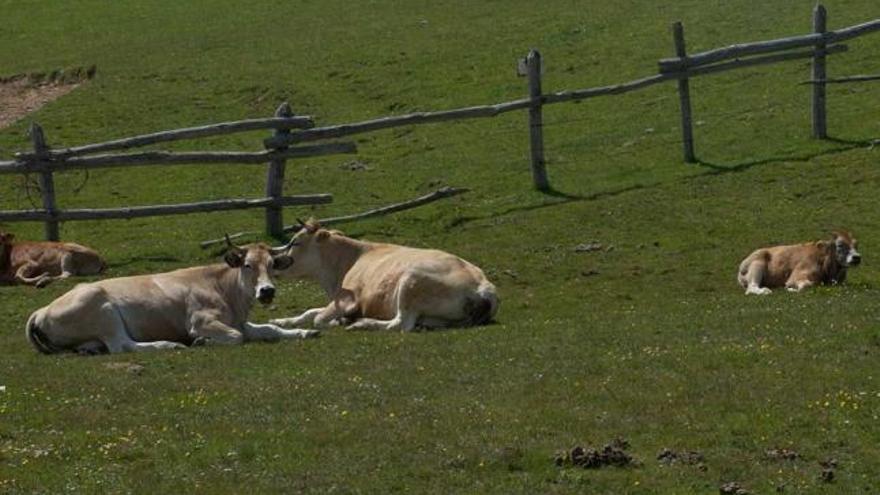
[269, 220, 499, 331]
[738, 230, 861, 295]
[0, 231, 105, 288]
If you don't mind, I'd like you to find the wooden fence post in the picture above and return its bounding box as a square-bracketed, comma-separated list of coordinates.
[30, 122, 60, 241]
[812, 4, 828, 139]
[265, 102, 292, 237]
[525, 49, 549, 191]
[672, 22, 696, 163]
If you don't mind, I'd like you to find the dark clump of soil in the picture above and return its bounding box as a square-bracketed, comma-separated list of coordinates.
[819, 458, 837, 483]
[555, 438, 634, 469]
[657, 448, 705, 469]
[719, 481, 750, 495]
[765, 447, 801, 461]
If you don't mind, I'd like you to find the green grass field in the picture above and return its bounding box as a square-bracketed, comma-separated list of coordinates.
[2, 1, 879, 493]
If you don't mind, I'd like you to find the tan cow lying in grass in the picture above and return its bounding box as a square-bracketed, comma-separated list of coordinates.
[26, 239, 318, 354]
[737, 230, 861, 295]
[0, 231, 105, 288]
[270, 220, 499, 331]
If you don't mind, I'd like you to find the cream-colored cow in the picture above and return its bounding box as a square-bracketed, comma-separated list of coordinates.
[270, 220, 499, 331]
[738, 230, 861, 295]
[25, 240, 318, 354]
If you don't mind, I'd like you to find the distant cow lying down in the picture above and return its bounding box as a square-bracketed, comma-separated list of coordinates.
[738, 230, 861, 295]
[269, 220, 499, 331]
[0, 231, 105, 288]
[25, 239, 318, 354]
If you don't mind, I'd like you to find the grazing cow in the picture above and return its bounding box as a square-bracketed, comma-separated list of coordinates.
[269, 220, 499, 331]
[737, 230, 861, 295]
[25, 239, 318, 354]
[0, 231, 105, 288]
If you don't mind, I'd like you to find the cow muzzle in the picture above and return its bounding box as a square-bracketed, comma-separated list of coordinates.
[848, 253, 862, 266]
[257, 285, 276, 304]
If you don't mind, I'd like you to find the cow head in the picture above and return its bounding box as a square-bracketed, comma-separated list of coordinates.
[269, 218, 334, 279]
[831, 230, 861, 267]
[224, 236, 293, 305]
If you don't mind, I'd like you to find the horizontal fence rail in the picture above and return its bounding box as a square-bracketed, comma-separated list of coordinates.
[658, 17, 880, 71]
[0, 195, 333, 222]
[15, 116, 315, 160]
[0, 142, 357, 174]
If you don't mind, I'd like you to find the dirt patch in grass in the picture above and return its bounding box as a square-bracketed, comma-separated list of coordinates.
[0, 66, 95, 129]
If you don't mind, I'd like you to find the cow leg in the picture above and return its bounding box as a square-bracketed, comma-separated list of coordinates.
[93, 305, 186, 353]
[270, 307, 324, 328]
[785, 276, 815, 292]
[189, 312, 245, 345]
[271, 303, 342, 329]
[242, 322, 320, 342]
[740, 261, 771, 295]
[346, 311, 419, 331]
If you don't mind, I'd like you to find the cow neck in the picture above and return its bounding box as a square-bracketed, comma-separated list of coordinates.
[216, 264, 254, 324]
[820, 242, 844, 284]
[317, 235, 370, 297]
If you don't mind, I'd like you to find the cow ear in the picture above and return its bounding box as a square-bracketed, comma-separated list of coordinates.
[317, 230, 330, 242]
[273, 255, 293, 271]
[224, 249, 244, 268]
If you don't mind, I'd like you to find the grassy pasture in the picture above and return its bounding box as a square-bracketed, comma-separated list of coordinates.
[1, 0, 880, 493]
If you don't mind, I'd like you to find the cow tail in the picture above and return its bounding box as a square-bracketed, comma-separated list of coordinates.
[26, 310, 59, 354]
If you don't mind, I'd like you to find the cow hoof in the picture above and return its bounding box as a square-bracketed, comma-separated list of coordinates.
[35, 279, 52, 289]
[302, 330, 321, 339]
[190, 337, 208, 347]
[270, 318, 292, 328]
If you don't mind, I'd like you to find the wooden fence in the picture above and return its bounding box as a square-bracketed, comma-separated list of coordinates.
[1, 4, 877, 241]
[261, 5, 878, 175]
[0, 103, 356, 240]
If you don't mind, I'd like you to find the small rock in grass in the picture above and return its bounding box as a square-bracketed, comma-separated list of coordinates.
[574, 242, 603, 253]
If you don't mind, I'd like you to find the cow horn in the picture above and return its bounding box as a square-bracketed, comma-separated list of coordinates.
[270, 235, 297, 255]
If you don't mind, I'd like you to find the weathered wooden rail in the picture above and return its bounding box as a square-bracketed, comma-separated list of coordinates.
[2, 4, 877, 240]
[0, 104, 355, 240]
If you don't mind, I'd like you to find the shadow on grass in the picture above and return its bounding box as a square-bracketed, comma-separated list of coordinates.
[448, 135, 877, 229]
[446, 183, 649, 229]
[692, 136, 877, 176]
